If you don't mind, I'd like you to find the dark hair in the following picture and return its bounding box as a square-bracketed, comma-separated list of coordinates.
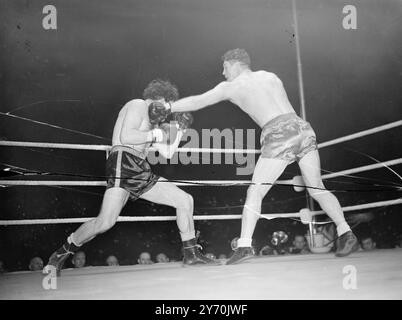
[143, 79, 179, 102]
[221, 48, 251, 66]
[361, 235, 374, 242]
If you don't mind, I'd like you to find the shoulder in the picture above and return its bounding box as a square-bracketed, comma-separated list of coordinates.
[125, 99, 147, 109]
[214, 80, 237, 95]
[120, 99, 147, 115]
[262, 71, 282, 83]
[255, 70, 279, 79]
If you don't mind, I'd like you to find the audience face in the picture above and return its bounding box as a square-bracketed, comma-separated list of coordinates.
[29, 257, 44, 271]
[138, 252, 153, 265]
[361, 237, 376, 250]
[106, 255, 119, 266]
[205, 253, 216, 260]
[72, 251, 86, 268]
[260, 245, 275, 256]
[293, 236, 307, 250]
[156, 253, 169, 263]
[231, 237, 239, 251]
[0, 260, 6, 273]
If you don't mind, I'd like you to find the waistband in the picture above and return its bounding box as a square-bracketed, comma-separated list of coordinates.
[109, 145, 146, 160]
[262, 112, 299, 128]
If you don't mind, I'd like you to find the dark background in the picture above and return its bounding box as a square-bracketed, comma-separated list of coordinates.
[0, 0, 401, 271]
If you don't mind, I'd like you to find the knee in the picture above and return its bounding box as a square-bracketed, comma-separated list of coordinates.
[176, 192, 194, 212]
[95, 217, 116, 234]
[246, 186, 265, 203]
[307, 181, 328, 198]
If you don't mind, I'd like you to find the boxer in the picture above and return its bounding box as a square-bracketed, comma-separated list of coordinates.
[43, 79, 217, 276]
[167, 49, 359, 264]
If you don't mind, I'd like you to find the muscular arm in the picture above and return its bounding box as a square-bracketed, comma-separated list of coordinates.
[171, 82, 229, 112]
[120, 102, 153, 145]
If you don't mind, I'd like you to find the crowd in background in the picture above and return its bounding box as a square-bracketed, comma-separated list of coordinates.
[1, 191, 401, 273]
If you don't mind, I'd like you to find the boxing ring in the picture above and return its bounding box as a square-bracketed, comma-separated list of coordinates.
[0, 119, 401, 300]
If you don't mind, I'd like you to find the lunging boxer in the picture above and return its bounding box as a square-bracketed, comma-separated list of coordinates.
[44, 79, 217, 276]
[167, 49, 359, 264]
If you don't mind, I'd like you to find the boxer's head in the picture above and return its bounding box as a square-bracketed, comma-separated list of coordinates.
[143, 79, 179, 104]
[222, 48, 251, 81]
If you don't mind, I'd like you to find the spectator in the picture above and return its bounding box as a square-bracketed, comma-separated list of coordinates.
[361, 236, 376, 251]
[231, 237, 257, 255]
[316, 223, 336, 248]
[155, 253, 170, 263]
[259, 245, 276, 256]
[0, 260, 6, 273]
[28, 257, 44, 271]
[288, 235, 310, 254]
[106, 255, 119, 266]
[218, 254, 227, 260]
[231, 237, 239, 251]
[395, 237, 402, 248]
[205, 253, 216, 260]
[137, 252, 154, 265]
[72, 251, 86, 268]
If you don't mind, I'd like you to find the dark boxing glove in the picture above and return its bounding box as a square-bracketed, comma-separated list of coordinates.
[172, 112, 193, 130]
[148, 101, 171, 126]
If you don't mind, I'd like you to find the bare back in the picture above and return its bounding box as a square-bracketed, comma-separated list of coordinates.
[111, 99, 152, 155]
[226, 70, 295, 127]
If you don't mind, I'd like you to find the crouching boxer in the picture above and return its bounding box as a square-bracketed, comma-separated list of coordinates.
[43, 79, 218, 276]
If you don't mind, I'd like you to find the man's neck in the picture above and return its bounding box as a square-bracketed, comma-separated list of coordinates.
[236, 68, 252, 78]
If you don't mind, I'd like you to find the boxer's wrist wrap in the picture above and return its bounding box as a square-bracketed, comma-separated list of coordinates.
[151, 128, 163, 143]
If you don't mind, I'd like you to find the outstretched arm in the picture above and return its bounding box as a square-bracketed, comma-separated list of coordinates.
[171, 82, 229, 112]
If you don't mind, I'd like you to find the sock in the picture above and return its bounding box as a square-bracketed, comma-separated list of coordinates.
[336, 221, 351, 237]
[55, 234, 81, 255]
[237, 238, 252, 248]
[67, 233, 82, 247]
[180, 230, 196, 242]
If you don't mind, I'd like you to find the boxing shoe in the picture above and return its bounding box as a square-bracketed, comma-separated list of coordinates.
[226, 247, 255, 265]
[335, 231, 359, 257]
[182, 238, 220, 266]
[43, 242, 79, 276]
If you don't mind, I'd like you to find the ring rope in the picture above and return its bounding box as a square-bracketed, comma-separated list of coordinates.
[1, 157, 400, 187]
[0, 198, 400, 226]
[0, 119, 400, 153]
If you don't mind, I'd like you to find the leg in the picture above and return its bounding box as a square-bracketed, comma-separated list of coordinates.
[298, 150, 348, 232]
[240, 157, 289, 240]
[140, 178, 195, 241]
[140, 178, 219, 266]
[226, 157, 288, 265]
[298, 150, 359, 256]
[73, 187, 129, 245]
[44, 187, 129, 275]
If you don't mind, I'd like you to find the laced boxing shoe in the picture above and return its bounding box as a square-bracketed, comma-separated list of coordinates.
[182, 238, 220, 266]
[43, 242, 79, 276]
[335, 231, 359, 257]
[225, 246, 255, 265]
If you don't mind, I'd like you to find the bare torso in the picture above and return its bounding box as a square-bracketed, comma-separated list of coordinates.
[111, 99, 152, 155]
[225, 70, 296, 127]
